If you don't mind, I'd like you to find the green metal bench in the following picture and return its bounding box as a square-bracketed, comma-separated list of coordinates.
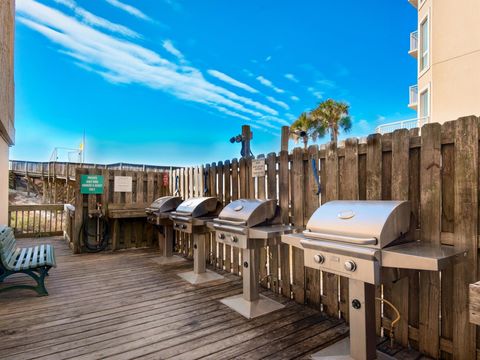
[0, 225, 56, 296]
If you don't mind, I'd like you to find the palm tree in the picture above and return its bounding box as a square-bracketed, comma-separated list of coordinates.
[310, 99, 352, 143]
[289, 112, 325, 149]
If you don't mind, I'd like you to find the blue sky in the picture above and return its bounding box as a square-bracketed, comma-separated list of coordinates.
[13, 0, 417, 166]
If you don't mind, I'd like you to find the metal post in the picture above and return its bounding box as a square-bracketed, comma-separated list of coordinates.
[349, 279, 377, 360]
[193, 233, 206, 274]
[242, 248, 260, 301]
[159, 226, 174, 257]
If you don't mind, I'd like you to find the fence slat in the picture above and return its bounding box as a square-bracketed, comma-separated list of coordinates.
[453, 116, 478, 358]
[279, 150, 290, 297]
[323, 141, 339, 317]
[417, 123, 442, 357]
[304, 145, 321, 309]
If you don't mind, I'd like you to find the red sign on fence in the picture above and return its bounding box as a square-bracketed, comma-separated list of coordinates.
[163, 173, 169, 187]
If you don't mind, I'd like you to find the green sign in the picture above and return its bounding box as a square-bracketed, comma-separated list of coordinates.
[80, 175, 104, 194]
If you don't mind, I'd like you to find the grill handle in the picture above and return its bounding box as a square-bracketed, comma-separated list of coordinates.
[170, 215, 191, 222]
[213, 218, 246, 226]
[213, 223, 248, 235]
[302, 230, 377, 245]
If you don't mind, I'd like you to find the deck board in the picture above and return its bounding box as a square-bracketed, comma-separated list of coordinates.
[0, 237, 347, 359]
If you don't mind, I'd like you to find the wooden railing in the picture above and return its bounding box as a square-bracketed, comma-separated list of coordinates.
[9, 160, 179, 180]
[8, 204, 65, 238]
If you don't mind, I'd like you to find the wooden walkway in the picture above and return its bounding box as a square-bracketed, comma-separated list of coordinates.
[0, 237, 348, 360]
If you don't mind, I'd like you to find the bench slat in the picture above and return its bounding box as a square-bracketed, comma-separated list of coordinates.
[20, 247, 34, 270]
[38, 244, 46, 267]
[13, 247, 28, 271]
[31, 245, 39, 267]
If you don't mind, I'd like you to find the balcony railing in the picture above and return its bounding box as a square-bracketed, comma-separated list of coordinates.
[375, 116, 429, 135]
[409, 85, 418, 109]
[409, 31, 418, 57]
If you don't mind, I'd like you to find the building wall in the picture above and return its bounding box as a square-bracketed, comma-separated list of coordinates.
[0, 140, 8, 224]
[0, 0, 15, 224]
[416, 0, 480, 124]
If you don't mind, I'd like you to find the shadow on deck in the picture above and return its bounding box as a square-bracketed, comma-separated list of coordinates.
[0, 237, 348, 360]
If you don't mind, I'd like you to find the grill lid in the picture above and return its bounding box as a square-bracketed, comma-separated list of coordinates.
[215, 199, 278, 227]
[304, 200, 411, 249]
[146, 196, 183, 215]
[174, 197, 221, 218]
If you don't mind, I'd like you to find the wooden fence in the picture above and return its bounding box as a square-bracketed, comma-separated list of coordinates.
[7, 204, 65, 238]
[169, 116, 480, 359]
[72, 168, 170, 253]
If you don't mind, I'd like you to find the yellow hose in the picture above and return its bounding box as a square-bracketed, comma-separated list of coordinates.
[376, 297, 401, 341]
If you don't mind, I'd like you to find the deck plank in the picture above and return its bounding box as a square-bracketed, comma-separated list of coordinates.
[0, 237, 346, 360]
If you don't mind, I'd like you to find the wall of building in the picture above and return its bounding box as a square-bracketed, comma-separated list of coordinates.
[416, 0, 480, 124]
[431, 0, 480, 123]
[0, 0, 15, 224]
[0, 140, 8, 224]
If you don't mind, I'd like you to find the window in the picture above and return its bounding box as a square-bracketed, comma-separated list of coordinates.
[420, 16, 429, 71]
[420, 88, 429, 119]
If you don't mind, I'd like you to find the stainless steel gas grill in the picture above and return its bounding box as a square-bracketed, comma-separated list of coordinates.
[169, 197, 224, 284]
[282, 200, 466, 360]
[208, 199, 293, 319]
[146, 196, 184, 264]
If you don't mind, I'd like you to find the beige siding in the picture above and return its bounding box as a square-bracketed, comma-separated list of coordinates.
[0, 140, 8, 224]
[0, 0, 15, 145]
[414, 0, 480, 124]
[0, 0, 14, 224]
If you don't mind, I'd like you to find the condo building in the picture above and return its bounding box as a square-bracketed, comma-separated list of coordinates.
[377, 0, 480, 133]
[0, 0, 15, 224]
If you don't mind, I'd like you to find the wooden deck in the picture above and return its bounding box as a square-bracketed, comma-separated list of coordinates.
[0, 237, 348, 360]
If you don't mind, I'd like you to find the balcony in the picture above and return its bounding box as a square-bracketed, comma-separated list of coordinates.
[408, 84, 418, 110]
[375, 116, 429, 135]
[409, 31, 418, 58]
[408, 0, 418, 8]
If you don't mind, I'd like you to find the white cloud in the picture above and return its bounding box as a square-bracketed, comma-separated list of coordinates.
[358, 119, 370, 131]
[53, 0, 140, 38]
[243, 69, 254, 77]
[266, 96, 289, 110]
[265, 55, 272, 62]
[162, 39, 185, 61]
[284, 73, 298, 83]
[316, 79, 336, 88]
[16, 0, 278, 130]
[215, 106, 251, 122]
[308, 87, 324, 100]
[53, 0, 75, 9]
[285, 113, 296, 121]
[256, 76, 285, 94]
[76, 8, 141, 38]
[260, 116, 290, 126]
[290, 95, 299, 101]
[207, 70, 258, 94]
[105, 0, 151, 21]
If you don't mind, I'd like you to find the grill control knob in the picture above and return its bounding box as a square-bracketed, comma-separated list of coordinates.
[230, 235, 238, 243]
[344, 260, 357, 272]
[218, 233, 225, 240]
[313, 254, 325, 264]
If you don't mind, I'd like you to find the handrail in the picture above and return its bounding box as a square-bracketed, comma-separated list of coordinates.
[409, 31, 418, 53]
[375, 116, 429, 135]
[8, 204, 66, 238]
[409, 85, 418, 106]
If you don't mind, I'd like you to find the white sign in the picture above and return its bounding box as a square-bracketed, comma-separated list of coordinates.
[252, 158, 266, 177]
[114, 176, 133, 192]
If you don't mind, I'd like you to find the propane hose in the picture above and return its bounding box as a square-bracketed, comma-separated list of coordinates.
[79, 204, 110, 253]
[376, 297, 401, 347]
